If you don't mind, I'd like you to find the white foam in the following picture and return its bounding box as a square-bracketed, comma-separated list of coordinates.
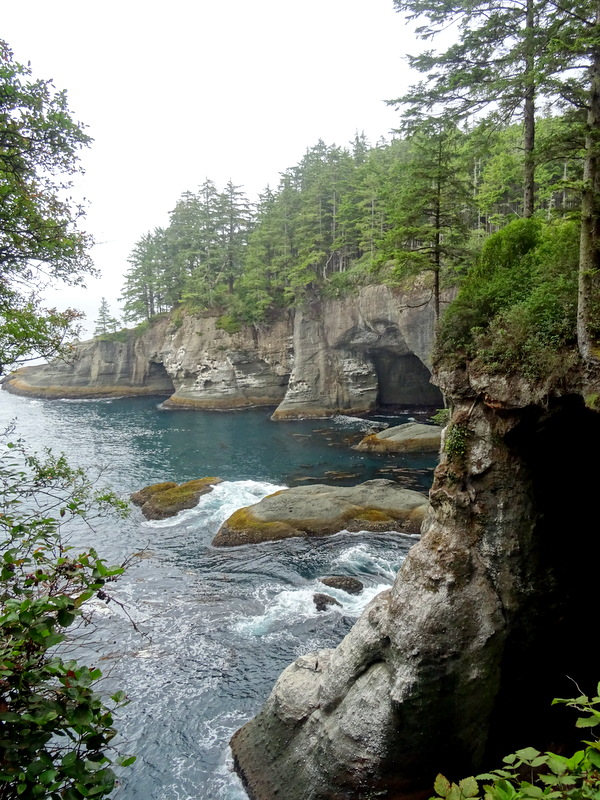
[141, 479, 287, 530]
[333, 414, 389, 432]
[334, 542, 403, 582]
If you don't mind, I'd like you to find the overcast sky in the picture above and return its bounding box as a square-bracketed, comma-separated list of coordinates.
[4, 0, 419, 336]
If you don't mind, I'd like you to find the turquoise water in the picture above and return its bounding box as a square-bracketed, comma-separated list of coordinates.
[0, 392, 437, 800]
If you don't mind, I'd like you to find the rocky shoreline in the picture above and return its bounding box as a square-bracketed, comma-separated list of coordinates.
[3, 284, 444, 419]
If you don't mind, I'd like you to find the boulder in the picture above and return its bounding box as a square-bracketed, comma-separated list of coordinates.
[212, 479, 428, 546]
[320, 576, 364, 595]
[354, 421, 442, 453]
[131, 478, 222, 520]
[313, 593, 342, 612]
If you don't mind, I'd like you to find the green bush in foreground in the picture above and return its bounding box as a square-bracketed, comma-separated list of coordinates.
[432, 686, 600, 800]
[0, 438, 134, 799]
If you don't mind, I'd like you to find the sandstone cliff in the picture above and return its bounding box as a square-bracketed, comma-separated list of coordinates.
[230, 363, 600, 799]
[3, 285, 443, 416]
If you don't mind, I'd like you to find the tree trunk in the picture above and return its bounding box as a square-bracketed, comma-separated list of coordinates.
[578, 7, 600, 361]
[523, 0, 536, 218]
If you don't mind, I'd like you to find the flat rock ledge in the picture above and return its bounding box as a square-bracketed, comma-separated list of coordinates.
[212, 479, 428, 546]
[131, 478, 222, 520]
[354, 421, 443, 453]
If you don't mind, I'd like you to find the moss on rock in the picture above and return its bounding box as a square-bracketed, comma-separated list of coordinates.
[131, 477, 222, 520]
[213, 480, 428, 546]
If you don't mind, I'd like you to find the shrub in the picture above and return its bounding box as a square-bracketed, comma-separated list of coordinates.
[436, 219, 580, 380]
[215, 314, 242, 334]
[0, 438, 134, 798]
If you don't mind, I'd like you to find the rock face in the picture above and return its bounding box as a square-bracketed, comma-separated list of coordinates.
[354, 421, 443, 453]
[230, 365, 600, 800]
[212, 480, 429, 546]
[3, 284, 444, 416]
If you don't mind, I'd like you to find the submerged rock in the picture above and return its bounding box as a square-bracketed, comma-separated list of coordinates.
[320, 576, 364, 595]
[212, 480, 428, 546]
[313, 593, 342, 612]
[131, 478, 222, 520]
[354, 420, 443, 453]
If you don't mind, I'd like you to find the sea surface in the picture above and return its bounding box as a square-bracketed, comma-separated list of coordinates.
[0, 392, 437, 800]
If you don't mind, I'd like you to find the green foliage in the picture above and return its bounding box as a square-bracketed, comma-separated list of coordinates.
[121, 115, 585, 332]
[0, 40, 93, 372]
[436, 219, 580, 379]
[0, 438, 133, 799]
[444, 422, 469, 464]
[93, 299, 120, 338]
[215, 314, 241, 334]
[431, 685, 600, 800]
[430, 408, 450, 427]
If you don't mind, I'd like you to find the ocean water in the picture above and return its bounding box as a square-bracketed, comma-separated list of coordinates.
[0, 392, 436, 799]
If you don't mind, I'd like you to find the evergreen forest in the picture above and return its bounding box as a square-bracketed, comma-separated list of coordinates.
[120, 119, 580, 332]
[121, 0, 600, 382]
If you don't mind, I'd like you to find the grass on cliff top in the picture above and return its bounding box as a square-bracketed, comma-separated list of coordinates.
[435, 218, 587, 381]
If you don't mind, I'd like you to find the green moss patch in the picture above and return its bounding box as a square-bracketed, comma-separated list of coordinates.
[131, 477, 222, 520]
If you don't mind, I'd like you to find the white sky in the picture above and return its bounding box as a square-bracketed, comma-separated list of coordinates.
[3, 0, 419, 336]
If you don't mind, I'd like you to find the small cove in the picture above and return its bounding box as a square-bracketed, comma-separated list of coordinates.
[0, 392, 437, 799]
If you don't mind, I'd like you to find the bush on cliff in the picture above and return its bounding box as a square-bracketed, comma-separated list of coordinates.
[436, 218, 580, 379]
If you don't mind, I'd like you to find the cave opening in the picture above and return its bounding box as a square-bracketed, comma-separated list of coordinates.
[486, 394, 600, 762]
[146, 361, 176, 394]
[371, 351, 443, 409]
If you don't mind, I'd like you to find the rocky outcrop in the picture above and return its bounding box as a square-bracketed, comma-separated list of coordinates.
[230, 364, 600, 800]
[3, 284, 444, 416]
[313, 593, 342, 612]
[131, 477, 222, 520]
[212, 480, 429, 546]
[354, 421, 443, 453]
[272, 284, 444, 418]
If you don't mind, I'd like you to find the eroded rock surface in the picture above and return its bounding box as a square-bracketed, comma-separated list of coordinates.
[4, 284, 444, 417]
[230, 367, 600, 800]
[212, 480, 429, 546]
[320, 576, 364, 595]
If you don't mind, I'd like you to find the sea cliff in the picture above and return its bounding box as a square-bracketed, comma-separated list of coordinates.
[3, 284, 443, 416]
[230, 362, 600, 799]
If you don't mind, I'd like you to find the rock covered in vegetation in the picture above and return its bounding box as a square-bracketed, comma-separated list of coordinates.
[354, 420, 443, 453]
[319, 576, 364, 595]
[212, 480, 428, 546]
[230, 365, 600, 800]
[131, 478, 222, 520]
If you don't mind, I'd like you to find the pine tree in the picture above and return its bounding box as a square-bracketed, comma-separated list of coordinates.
[378, 120, 472, 321]
[93, 298, 119, 336]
